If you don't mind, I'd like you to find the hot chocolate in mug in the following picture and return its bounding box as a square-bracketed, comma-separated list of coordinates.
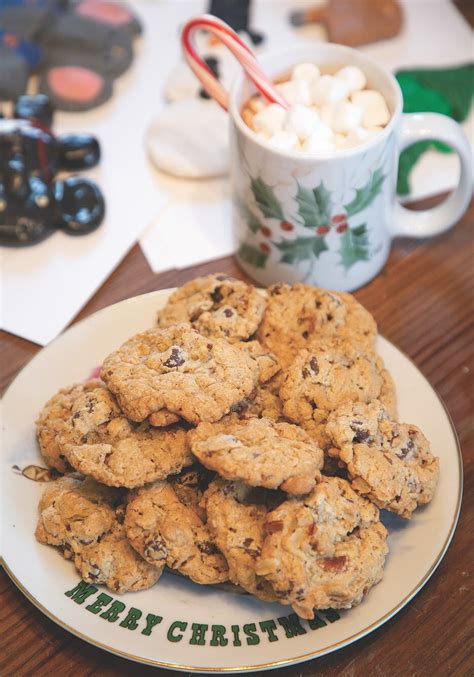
[183, 27, 472, 291]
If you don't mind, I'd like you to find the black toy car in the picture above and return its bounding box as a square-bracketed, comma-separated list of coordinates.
[0, 94, 105, 246]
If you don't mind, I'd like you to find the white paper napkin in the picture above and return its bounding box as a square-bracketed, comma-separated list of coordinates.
[0, 0, 203, 345]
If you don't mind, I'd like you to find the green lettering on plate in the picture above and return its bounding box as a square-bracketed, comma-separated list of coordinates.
[321, 609, 341, 623]
[119, 606, 142, 630]
[86, 592, 112, 614]
[167, 620, 187, 642]
[277, 614, 307, 638]
[141, 613, 163, 636]
[259, 619, 279, 642]
[307, 613, 327, 630]
[231, 625, 242, 646]
[64, 580, 98, 605]
[210, 624, 228, 647]
[100, 600, 126, 622]
[243, 623, 260, 646]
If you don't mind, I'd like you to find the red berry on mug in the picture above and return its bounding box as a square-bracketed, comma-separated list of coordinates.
[261, 226, 272, 237]
[316, 226, 330, 235]
[280, 221, 294, 231]
[336, 223, 348, 233]
[260, 243, 270, 253]
[332, 214, 347, 224]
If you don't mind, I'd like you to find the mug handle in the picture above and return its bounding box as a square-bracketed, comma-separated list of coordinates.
[391, 113, 472, 238]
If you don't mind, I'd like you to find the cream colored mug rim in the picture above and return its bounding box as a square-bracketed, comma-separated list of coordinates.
[229, 43, 404, 162]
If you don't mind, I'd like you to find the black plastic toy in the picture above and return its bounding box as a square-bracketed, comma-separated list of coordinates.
[0, 94, 105, 246]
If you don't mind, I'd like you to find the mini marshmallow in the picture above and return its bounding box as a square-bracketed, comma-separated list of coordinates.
[303, 131, 337, 155]
[291, 62, 320, 83]
[252, 103, 286, 137]
[351, 90, 391, 128]
[268, 130, 300, 151]
[343, 126, 370, 149]
[302, 123, 336, 155]
[283, 104, 320, 140]
[247, 96, 266, 114]
[319, 104, 335, 127]
[335, 66, 367, 93]
[331, 101, 363, 134]
[277, 79, 312, 106]
[311, 74, 349, 106]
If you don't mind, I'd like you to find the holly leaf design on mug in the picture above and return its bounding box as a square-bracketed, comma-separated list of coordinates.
[251, 178, 284, 220]
[296, 181, 332, 228]
[339, 224, 370, 269]
[275, 236, 328, 263]
[344, 167, 385, 217]
[237, 197, 263, 233]
[238, 242, 269, 268]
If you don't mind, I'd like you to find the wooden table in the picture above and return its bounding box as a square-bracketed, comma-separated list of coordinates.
[2, 193, 473, 676]
[2, 2, 473, 672]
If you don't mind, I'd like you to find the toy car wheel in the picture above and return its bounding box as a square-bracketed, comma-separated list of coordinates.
[54, 176, 105, 235]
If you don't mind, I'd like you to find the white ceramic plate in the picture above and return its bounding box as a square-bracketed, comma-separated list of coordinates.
[1, 289, 462, 673]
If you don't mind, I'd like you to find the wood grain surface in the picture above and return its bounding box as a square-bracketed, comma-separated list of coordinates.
[1, 3, 473, 673]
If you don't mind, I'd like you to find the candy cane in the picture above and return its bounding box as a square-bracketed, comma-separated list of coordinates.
[181, 14, 288, 111]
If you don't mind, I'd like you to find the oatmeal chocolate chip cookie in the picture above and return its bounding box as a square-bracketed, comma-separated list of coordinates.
[35, 476, 160, 593]
[101, 324, 260, 425]
[256, 476, 388, 618]
[279, 339, 396, 448]
[189, 416, 323, 495]
[326, 400, 439, 518]
[125, 481, 228, 585]
[76, 506, 162, 593]
[242, 373, 285, 421]
[169, 465, 215, 522]
[157, 274, 266, 341]
[257, 284, 377, 369]
[236, 340, 281, 384]
[35, 475, 121, 551]
[36, 380, 103, 473]
[149, 409, 180, 427]
[59, 384, 192, 488]
[202, 479, 279, 601]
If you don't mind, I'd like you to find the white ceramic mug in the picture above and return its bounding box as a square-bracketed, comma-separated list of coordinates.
[226, 45, 472, 291]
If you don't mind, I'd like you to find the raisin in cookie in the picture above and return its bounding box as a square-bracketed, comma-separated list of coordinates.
[59, 384, 192, 488]
[257, 284, 377, 368]
[326, 400, 439, 518]
[125, 481, 228, 585]
[35, 476, 160, 593]
[280, 339, 396, 448]
[202, 479, 280, 600]
[189, 416, 323, 495]
[157, 274, 266, 340]
[36, 380, 102, 473]
[256, 476, 388, 618]
[101, 324, 259, 424]
[169, 465, 215, 521]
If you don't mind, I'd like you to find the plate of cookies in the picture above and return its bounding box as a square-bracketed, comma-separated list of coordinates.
[2, 275, 462, 673]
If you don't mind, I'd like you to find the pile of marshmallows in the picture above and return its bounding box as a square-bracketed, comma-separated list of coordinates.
[243, 63, 391, 154]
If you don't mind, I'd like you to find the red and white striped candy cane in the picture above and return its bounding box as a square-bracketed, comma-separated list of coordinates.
[181, 14, 288, 111]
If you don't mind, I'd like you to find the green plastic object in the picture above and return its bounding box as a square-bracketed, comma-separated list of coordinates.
[395, 64, 473, 195]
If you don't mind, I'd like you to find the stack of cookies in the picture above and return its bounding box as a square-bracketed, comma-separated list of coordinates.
[34, 275, 440, 620]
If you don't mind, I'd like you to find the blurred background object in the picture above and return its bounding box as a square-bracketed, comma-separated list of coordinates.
[290, 0, 403, 46]
[0, 0, 142, 111]
[0, 94, 104, 246]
